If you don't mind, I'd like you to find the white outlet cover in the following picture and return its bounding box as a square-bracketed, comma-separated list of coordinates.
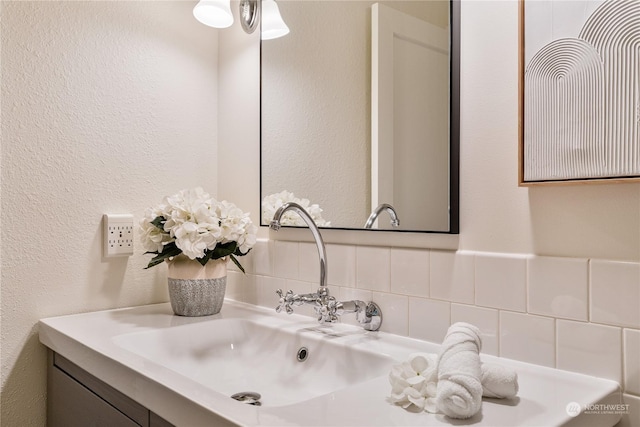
[103, 214, 134, 257]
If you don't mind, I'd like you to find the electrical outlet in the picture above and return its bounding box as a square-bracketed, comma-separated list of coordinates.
[103, 214, 134, 257]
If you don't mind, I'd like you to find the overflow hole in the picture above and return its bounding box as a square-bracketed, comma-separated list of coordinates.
[297, 346, 309, 362]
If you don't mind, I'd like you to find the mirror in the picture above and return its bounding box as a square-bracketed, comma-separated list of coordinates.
[261, 0, 459, 233]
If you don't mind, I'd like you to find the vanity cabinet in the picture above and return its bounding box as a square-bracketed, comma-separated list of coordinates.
[47, 351, 174, 427]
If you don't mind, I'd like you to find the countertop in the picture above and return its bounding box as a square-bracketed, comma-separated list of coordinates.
[39, 300, 622, 426]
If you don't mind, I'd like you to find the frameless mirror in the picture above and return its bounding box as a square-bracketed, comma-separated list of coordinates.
[261, 0, 459, 233]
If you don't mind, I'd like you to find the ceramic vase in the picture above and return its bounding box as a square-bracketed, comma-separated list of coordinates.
[166, 255, 227, 316]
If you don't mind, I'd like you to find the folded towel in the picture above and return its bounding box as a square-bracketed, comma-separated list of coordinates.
[436, 322, 484, 419]
[481, 362, 519, 399]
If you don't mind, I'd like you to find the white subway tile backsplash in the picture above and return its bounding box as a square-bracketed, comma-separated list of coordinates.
[475, 253, 527, 312]
[298, 242, 320, 284]
[225, 270, 247, 302]
[528, 256, 588, 321]
[339, 287, 373, 304]
[619, 394, 640, 427]
[623, 329, 640, 395]
[499, 311, 555, 367]
[255, 275, 280, 309]
[356, 246, 390, 292]
[451, 303, 499, 355]
[390, 248, 429, 297]
[327, 244, 356, 287]
[430, 250, 474, 304]
[226, 272, 258, 305]
[244, 240, 638, 395]
[591, 260, 640, 328]
[273, 240, 299, 280]
[373, 292, 408, 336]
[557, 320, 622, 383]
[252, 240, 274, 276]
[408, 297, 451, 344]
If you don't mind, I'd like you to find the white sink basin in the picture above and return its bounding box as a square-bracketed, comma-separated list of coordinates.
[113, 318, 393, 407]
[39, 300, 622, 426]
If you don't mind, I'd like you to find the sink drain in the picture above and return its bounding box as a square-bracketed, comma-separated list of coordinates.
[231, 391, 261, 406]
[297, 346, 309, 362]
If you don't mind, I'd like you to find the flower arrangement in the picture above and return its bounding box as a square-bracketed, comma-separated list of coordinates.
[262, 190, 331, 227]
[388, 353, 438, 413]
[140, 187, 257, 273]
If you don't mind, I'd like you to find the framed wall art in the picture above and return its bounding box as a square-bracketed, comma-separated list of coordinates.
[519, 0, 640, 185]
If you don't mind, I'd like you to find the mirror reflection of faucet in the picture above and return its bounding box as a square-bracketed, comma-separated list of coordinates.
[364, 203, 400, 229]
[269, 202, 383, 331]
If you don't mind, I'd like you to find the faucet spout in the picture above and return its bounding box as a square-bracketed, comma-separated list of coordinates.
[365, 203, 400, 229]
[270, 202, 327, 289]
[270, 202, 383, 330]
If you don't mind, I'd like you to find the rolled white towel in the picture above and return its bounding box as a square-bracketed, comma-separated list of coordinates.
[436, 322, 483, 419]
[481, 362, 519, 399]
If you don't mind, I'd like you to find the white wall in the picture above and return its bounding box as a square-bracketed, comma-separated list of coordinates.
[1, 0, 638, 425]
[1, 2, 219, 425]
[458, 0, 640, 262]
[225, 0, 640, 260]
[222, 1, 639, 425]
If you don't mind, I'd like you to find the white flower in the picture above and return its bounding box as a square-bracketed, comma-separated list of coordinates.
[216, 200, 258, 255]
[139, 207, 174, 253]
[389, 353, 439, 413]
[139, 188, 257, 270]
[262, 190, 331, 227]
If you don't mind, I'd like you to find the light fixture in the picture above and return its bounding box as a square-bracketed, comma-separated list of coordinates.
[261, 0, 289, 40]
[239, 0, 260, 34]
[193, 0, 234, 29]
[194, 0, 289, 40]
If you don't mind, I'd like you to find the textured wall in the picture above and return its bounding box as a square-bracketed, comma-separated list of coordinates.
[1, 2, 219, 425]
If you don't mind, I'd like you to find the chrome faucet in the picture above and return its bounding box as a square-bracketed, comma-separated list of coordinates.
[364, 203, 400, 229]
[270, 202, 382, 331]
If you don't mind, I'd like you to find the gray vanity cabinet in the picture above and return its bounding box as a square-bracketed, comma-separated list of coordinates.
[47, 351, 174, 427]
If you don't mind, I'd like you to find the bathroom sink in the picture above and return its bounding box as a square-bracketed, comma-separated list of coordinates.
[112, 317, 393, 407]
[39, 300, 622, 426]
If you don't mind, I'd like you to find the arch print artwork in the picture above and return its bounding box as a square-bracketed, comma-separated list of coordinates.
[519, 0, 640, 184]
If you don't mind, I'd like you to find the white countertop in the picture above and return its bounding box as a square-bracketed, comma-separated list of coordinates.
[39, 300, 622, 426]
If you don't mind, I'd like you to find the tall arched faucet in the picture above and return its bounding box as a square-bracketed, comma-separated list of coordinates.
[269, 202, 382, 331]
[270, 202, 327, 290]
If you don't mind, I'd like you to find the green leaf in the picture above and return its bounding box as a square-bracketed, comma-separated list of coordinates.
[230, 254, 245, 274]
[196, 250, 213, 266]
[144, 242, 181, 269]
[211, 241, 237, 258]
[150, 216, 166, 231]
[234, 247, 252, 257]
[195, 242, 239, 267]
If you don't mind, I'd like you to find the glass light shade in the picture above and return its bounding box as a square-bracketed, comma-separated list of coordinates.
[261, 0, 289, 40]
[193, 0, 234, 28]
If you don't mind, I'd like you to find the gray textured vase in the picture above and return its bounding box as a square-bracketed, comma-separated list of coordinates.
[168, 277, 226, 317]
[166, 255, 228, 317]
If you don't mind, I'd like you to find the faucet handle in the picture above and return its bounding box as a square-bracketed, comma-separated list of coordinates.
[315, 297, 339, 323]
[275, 289, 295, 314]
